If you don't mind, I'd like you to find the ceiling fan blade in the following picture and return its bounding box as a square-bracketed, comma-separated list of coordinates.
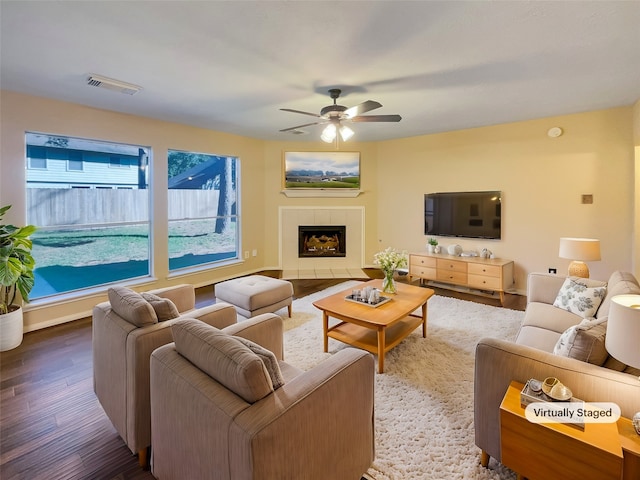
[279, 121, 325, 132]
[344, 100, 382, 118]
[351, 114, 402, 123]
[280, 108, 321, 118]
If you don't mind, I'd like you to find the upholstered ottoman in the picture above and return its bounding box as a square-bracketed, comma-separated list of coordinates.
[215, 275, 293, 318]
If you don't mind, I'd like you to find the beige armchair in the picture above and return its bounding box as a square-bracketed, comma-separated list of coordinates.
[150, 316, 375, 480]
[92, 283, 238, 467]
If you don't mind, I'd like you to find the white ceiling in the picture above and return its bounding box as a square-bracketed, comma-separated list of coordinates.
[1, 1, 639, 142]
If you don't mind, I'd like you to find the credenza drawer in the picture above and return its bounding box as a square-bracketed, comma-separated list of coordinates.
[412, 267, 437, 280]
[468, 274, 502, 290]
[411, 255, 437, 268]
[468, 263, 502, 278]
[437, 270, 467, 284]
[436, 259, 467, 273]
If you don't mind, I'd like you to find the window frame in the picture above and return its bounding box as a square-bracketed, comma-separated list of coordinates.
[167, 149, 241, 273]
[25, 132, 153, 301]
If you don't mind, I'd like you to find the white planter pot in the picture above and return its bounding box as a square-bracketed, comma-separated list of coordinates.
[0, 306, 24, 351]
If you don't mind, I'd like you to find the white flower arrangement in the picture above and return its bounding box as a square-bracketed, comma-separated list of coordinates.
[373, 247, 408, 276]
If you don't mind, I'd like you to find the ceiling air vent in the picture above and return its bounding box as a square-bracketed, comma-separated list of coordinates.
[86, 74, 142, 95]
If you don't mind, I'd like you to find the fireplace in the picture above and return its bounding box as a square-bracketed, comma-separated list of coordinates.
[298, 225, 346, 257]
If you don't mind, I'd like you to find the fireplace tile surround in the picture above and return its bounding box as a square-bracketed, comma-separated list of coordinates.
[280, 207, 367, 279]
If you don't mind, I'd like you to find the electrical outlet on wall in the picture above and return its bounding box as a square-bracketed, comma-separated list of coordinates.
[252, 249, 257, 257]
[244, 251, 249, 259]
[548, 268, 557, 274]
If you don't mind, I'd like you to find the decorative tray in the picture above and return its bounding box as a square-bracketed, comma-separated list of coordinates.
[520, 378, 584, 430]
[344, 294, 392, 308]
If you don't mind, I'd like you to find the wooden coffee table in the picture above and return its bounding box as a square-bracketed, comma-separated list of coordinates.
[313, 279, 435, 373]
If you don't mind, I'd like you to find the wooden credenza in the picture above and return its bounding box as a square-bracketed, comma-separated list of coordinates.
[409, 251, 514, 305]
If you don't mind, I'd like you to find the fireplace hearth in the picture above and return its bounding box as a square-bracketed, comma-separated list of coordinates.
[298, 225, 346, 257]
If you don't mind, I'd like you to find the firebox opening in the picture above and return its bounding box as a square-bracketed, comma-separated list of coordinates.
[298, 225, 346, 257]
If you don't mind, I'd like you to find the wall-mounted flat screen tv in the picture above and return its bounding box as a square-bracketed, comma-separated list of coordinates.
[424, 191, 501, 239]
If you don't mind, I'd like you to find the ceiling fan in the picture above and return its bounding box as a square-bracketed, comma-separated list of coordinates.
[279, 88, 402, 142]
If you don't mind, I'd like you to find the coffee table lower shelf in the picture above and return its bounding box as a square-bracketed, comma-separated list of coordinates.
[327, 314, 423, 360]
[314, 279, 434, 373]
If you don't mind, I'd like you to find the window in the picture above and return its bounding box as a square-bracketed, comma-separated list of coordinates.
[168, 150, 239, 271]
[68, 150, 83, 171]
[27, 145, 47, 169]
[25, 132, 151, 299]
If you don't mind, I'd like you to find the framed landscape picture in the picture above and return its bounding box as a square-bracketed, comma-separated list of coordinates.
[283, 151, 360, 190]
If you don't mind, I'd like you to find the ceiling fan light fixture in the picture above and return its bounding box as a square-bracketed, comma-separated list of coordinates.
[321, 123, 337, 143]
[339, 125, 354, 141]
[280, 88, 401, 139]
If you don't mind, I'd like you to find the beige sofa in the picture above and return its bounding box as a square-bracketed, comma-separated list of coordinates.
[93, 283, 240, 466]
[150, 316, 375, 480]
[474, 271, 640, 467]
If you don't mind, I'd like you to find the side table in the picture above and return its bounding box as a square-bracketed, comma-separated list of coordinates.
[618, 416, 640, 480]
[499, 381, 630, 480]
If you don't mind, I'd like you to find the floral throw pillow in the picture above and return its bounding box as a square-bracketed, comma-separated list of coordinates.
[552, 277, 607, 318]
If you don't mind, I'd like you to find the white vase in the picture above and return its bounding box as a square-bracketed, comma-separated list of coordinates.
[0, 306, 24, 351]
[427, 245, 435, 253]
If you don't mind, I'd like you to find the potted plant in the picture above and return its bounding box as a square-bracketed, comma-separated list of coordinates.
[427, 237, 438, 253]
[0, 205, 37, 351]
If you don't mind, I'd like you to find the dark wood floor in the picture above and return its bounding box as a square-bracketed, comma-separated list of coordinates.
[0, 271, 525, 479]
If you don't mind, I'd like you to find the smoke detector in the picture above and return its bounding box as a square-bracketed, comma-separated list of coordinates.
[87, 74, 142, 95]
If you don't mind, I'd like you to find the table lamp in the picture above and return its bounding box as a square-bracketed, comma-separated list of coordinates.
[558, 238, 601, 278]
[605, 294, 640, 435]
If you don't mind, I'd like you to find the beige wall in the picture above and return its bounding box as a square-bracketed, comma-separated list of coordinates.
[633, 99, 640, 275]
[375, 108, 635, 291]
[1, 89, 637, 330]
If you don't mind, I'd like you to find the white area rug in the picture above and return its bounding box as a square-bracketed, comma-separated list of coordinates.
[282, 281, 522, 480]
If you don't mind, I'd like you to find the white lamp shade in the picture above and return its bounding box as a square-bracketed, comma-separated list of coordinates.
[320, 124, 336, 143]
[558, 237, 601, 261]
[605, 294, 640, 368]
[339, 125, 354, 141]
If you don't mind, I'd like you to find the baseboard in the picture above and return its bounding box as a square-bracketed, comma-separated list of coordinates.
[24, 308, 93, 333]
